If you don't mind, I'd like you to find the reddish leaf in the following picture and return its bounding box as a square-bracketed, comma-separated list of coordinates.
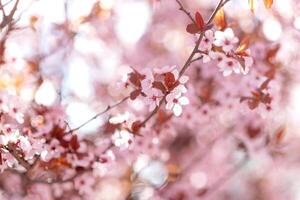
[263, 0, 273, 9]
[70, 135, 80, 151]
[130, 89, 141, 100]
[51, 125, 66, 140]
[261, 93, 272, 104]
[103, 121, 120, 134]
[128, 72, 141, 87]
[195, 11, 205, 30]
[186, 23, 199, 34]
[214, 8, 227, 30]
[236, 36, 250, 55]
[260, 78, 271, 90]
[164, 72, 176, 89]
[248, 99, 259, 110]
[131, 120, 141, 134]
[247, 125, 261, 139]
[274, 126, 285, 145]
[152, 81, 167, 93]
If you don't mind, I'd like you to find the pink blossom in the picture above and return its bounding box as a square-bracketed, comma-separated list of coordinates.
[214, 28, 239, 52]
[218, 56, 241, 76]
[144, 88, 163, 111]
[166, 93, 189, 116]
[111, 130, 134, 149]
[199, 30, 214, 51]
[74, 174, 95, 195]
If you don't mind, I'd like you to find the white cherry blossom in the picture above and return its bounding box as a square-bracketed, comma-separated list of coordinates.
[166, 93, 189, 116]
[214, 28, 239, 52]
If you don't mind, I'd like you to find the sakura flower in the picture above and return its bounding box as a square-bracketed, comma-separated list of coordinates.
[218, 57, 240, 76]
[166, 93, 189, 116]
[70, 152, 94, 168]
[170, 69, 189, 94]
[209, 51, 226, 63]
[214, 28, 239, 52]
[74, 174, 95, 195]
[144, 88, 163, 111]
[171, 69, 189, 84]
[199, 30, 214, 51]
[42, 139, 64, 161]
[0, 129, 21, 145]
[19, 136, 32, 155]
[112, 130, 134, 149]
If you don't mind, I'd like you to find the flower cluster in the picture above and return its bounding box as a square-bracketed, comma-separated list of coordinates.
[120, 66, 190, 116]
[198, 28, 254, 76]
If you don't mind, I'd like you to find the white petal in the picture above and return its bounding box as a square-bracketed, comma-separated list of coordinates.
[166, 101, 174, 110]
[223, 69, 232, 76]
[240, 66, 250, 75]
[166, 93, 174, 102]
[233, 65, 241, 74]
[173, 104, 182, 116]
[232, 37, 239, 44]
[178, 96, 189, 105]
[213, 39, 223, 47]
[172, 70, 179, 80]
[179, 76, 189, 84]
[224, 28, 234, 39]
[173, 85, 187, 94]
[245, 56, 254, 68]
[205, 30, 214, 39]
[214, 31, 224, 40]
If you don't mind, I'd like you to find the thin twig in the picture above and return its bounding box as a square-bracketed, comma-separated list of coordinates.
[64, 96, 129, 134]
[175, 0, 196, 24]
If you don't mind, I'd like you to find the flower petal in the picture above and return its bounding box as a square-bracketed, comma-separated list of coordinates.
[173, 104, 182, 116]
[179, 96, 189, 105]
[179, 75, 189, 84]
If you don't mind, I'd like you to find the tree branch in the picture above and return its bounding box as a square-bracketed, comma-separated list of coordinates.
[139, 0, 230, 128]
[0, 0, 19, 29]
[65, 96, 129, 134]
[5, 144, 31, 170]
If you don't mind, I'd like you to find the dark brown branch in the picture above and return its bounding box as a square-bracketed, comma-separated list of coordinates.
[0, 0, 19, 29]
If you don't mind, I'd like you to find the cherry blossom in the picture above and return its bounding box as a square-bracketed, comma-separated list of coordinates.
[144, 88, 163, 111]
[74, 174, 96, 195]
[200, 30, 214, 51]
[218, 56, 241, 76]
[214, 28, 239, 52]
[111, 130, 134, 149]
[166, 93, 189, 116]
[0, 0, 296, 199]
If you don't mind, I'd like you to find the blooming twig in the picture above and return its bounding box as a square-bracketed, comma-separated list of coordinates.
[139, 0, 230, 128]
